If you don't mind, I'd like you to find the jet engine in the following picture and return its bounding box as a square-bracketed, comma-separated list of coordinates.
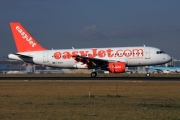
[108, 62, 125, 73]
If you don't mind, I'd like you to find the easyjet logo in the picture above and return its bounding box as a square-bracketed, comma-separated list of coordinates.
[16, 26, 36, 47]
[53, 48, 144, 60]
[113, 66, 121, 68]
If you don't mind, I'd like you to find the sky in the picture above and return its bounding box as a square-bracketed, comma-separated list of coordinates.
[0, 0, 180, 59]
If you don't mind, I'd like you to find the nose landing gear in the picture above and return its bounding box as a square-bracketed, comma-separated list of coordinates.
[146, 73, 150, 77]
[145, 66, 150, 77]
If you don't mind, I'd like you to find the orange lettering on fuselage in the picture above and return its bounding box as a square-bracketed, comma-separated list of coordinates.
[106, 49, 113, 57]
[87, 48, 97, 58]
[63, 52, 71, 59]
[98, 50, 106, 58]
[116, 49, 123, 57]
[53, 52, 61, 59]
[124, 49, 132, 57]
[79, 51, 89, 57]
[72, 51, 78, 57]
[132, 49, 144, 56]
[53, 48, 144, 60]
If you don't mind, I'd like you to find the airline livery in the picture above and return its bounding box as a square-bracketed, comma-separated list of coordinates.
[8, 22, 172, 77]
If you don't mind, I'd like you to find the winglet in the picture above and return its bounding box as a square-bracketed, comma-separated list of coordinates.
[10, 22, 46, 52]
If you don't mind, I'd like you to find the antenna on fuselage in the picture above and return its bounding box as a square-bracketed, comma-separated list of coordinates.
[72, 47, 74, 49]
[143, 44, 146, 47]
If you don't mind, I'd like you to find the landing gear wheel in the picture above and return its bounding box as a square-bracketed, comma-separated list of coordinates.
[146, 73, 150, 77]
[91, 72, 97, 78]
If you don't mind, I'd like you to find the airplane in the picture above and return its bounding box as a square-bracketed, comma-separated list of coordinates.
[8, 22, 172, 77]
[148, 66, 180, 74]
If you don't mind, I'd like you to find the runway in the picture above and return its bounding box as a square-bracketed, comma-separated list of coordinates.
[1, 77, 180, 81]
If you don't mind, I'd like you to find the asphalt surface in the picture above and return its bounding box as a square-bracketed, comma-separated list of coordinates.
[0, 77, 180, 81]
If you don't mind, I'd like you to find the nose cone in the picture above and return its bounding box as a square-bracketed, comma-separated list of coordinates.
[165, 54, 172, 63]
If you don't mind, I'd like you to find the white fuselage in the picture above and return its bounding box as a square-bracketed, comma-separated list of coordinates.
[8, 46, 172, 69]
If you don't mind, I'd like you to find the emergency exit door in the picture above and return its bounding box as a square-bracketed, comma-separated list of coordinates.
[145, 48, 150, 59]
[43, 52, 49, 63]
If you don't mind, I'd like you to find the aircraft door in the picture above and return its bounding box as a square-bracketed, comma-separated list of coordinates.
[145, 48, 150, 59]
[43, 52, 49, 63]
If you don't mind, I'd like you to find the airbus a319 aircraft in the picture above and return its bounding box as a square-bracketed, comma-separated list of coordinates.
[8, 22, 172, 77]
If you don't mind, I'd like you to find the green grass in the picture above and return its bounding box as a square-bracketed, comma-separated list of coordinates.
[0, 81, 180, 120]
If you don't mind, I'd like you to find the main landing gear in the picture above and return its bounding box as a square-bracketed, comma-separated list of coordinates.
[91, 72, 97, 77]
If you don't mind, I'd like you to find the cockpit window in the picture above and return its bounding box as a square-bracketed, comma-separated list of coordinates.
[156, 51, 165, 54]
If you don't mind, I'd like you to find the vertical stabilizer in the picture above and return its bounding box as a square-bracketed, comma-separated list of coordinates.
[10, 22, 46, 52]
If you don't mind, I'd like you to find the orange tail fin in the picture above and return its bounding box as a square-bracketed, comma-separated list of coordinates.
[10, 22, 46, 52]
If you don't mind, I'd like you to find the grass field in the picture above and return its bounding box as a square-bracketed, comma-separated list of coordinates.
[0, 80, 180, 120]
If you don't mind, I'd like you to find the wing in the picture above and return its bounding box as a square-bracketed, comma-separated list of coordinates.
[73, 55, 124, 69]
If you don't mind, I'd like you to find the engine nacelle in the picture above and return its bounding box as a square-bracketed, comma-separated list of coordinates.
[108, 62, 125, 73]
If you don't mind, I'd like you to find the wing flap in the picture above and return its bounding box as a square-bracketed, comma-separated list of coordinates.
[73, 55, 126, 69]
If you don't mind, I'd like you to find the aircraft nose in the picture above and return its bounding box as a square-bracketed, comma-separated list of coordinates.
[166, 54, 172, 62]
